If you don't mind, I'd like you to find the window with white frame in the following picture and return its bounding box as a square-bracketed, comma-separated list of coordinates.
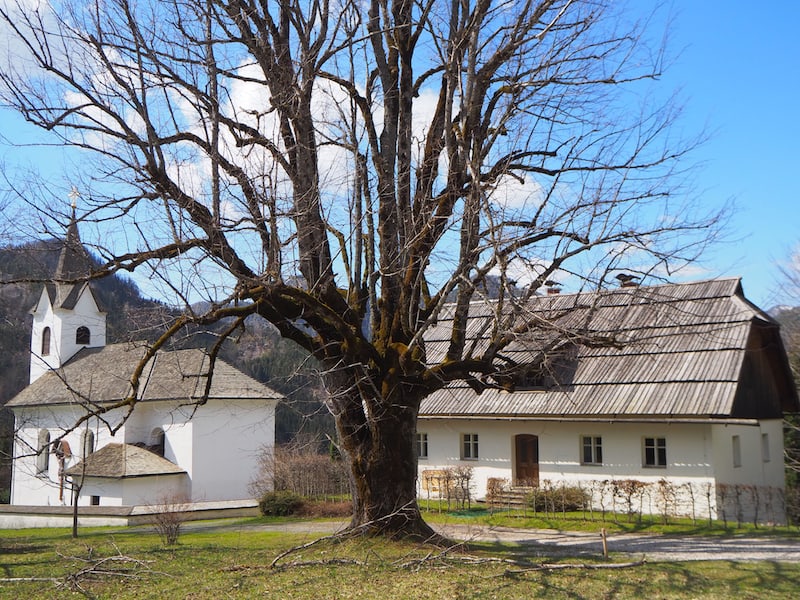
[461, 433, 479, 460]
[643, 437, 666, 468]
[761, 433, 770, 463]
[581, 436, 603, 465]
[732, 435, 742, 468]
[416, 433, 428, 459]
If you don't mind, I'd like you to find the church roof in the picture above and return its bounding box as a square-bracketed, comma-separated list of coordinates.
[38, 214, 104, 311]
[56, 217, 92, 282]
[64, 443, 186, 479]
[7, 343, 284, 408]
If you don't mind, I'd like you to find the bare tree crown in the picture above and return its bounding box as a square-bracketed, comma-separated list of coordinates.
[1, 0, 720, 535]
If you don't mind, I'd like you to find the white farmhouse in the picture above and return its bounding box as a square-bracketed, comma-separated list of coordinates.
[417, 278, 799, 523]
[5, 218, 281, 513]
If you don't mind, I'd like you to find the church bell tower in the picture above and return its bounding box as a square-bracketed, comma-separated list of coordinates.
[29, 190, 106, 383]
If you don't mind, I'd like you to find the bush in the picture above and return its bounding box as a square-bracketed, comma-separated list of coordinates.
[250, 440, 351, 499]
[149, 494, 190, 546]
[258, 491, 305, 516]
[526, 485, 589, 513]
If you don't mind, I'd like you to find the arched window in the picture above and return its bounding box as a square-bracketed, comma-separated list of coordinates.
[81, 429, 95, 457]
[149, 428, 165, 457]
[76, 326, 90, 345]
[41, 327, 51, 356]
[36, 429, 51, 474]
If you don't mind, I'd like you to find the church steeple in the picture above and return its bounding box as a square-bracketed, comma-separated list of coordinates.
[49, 199, 94, 310]
[29, 191, 107, 383]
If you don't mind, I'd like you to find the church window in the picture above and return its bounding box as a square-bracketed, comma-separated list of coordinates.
[81, 429, 95, 457]
[76, 326, 90, 345]
[149, 428, 166, 457]
[36, 430, 51, 474]
[41, 327, 51, 356]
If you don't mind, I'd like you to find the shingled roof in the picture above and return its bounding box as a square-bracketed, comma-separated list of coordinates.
[38, 216, 103, 311]
[6, 344, 284, 408]
[420, 278, 799, 421]
[64, 443, 186, 479]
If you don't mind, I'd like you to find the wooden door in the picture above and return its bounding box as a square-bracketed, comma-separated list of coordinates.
[515, 434, 539, 486]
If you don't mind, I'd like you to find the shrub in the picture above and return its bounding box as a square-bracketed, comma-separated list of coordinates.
[258, 490, 305, 516]
[149, 494, 190, 546]
[526, 484, 589, 513]
[250, 440, 350, 499]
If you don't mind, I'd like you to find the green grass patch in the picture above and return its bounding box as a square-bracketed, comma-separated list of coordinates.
[422, 505, 800, 537]
[1, 520, 800, 598]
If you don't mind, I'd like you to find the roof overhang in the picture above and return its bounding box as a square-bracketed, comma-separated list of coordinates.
[417, 414, 764, 426]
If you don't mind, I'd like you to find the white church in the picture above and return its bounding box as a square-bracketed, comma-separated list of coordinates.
[5, 216, 281, 517]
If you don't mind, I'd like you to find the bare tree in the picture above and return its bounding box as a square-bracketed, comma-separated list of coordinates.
[0, 0, 720, 537]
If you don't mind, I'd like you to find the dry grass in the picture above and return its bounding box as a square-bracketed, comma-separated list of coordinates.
[1, 521, 799, 598]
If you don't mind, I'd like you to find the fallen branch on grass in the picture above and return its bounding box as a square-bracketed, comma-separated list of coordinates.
[1, 547, 164, 596]
[0, 577, 60, 583]
[504, 558, 647, 574]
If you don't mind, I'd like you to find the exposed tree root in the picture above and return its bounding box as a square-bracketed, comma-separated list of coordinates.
[270, 514, 452, 569]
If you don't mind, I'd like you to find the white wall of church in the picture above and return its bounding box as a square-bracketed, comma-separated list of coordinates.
[10, 406, 110, 506]
[190, 399, 276, 502]
[11, 397, 275, 507]
[79, 473, 190, 506]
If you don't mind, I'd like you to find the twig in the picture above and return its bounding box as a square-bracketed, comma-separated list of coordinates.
[279, 558, 367, 568]
[504, 558, 647, 574]
[270, 531, 347, 569]
[0, 577, 60, 583]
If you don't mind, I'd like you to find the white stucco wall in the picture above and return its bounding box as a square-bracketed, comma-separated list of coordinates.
[29, 287, 106, 384]
[11, 406, 117, 507]
[190, 399, 276, 501]
[416, 418, 788, 523]
[79, 473, 190, 506]
[10, 396, 276, 507]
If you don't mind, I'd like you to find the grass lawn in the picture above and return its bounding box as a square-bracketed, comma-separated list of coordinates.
[1, 517, 800, 599]
[422, 504, 800, 537]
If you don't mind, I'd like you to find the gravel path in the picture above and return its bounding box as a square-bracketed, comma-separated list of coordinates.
[432, 524, 800, 562]
[203, 520, 800, 562]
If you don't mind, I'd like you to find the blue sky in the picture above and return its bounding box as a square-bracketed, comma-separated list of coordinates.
[1, 2, 798, 309]
[657, 2, 800, 307]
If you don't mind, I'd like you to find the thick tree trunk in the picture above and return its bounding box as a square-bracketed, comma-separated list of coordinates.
[333, 379, 437, 540]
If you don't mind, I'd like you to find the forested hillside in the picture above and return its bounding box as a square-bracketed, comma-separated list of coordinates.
[0, 239, 332, 502]
[775, 306, 800, 510]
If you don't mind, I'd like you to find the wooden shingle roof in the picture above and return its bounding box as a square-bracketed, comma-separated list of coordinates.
[7, 343, 284, 408]
[64, 443, 186, 479]
[420, 278, 798, 421]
